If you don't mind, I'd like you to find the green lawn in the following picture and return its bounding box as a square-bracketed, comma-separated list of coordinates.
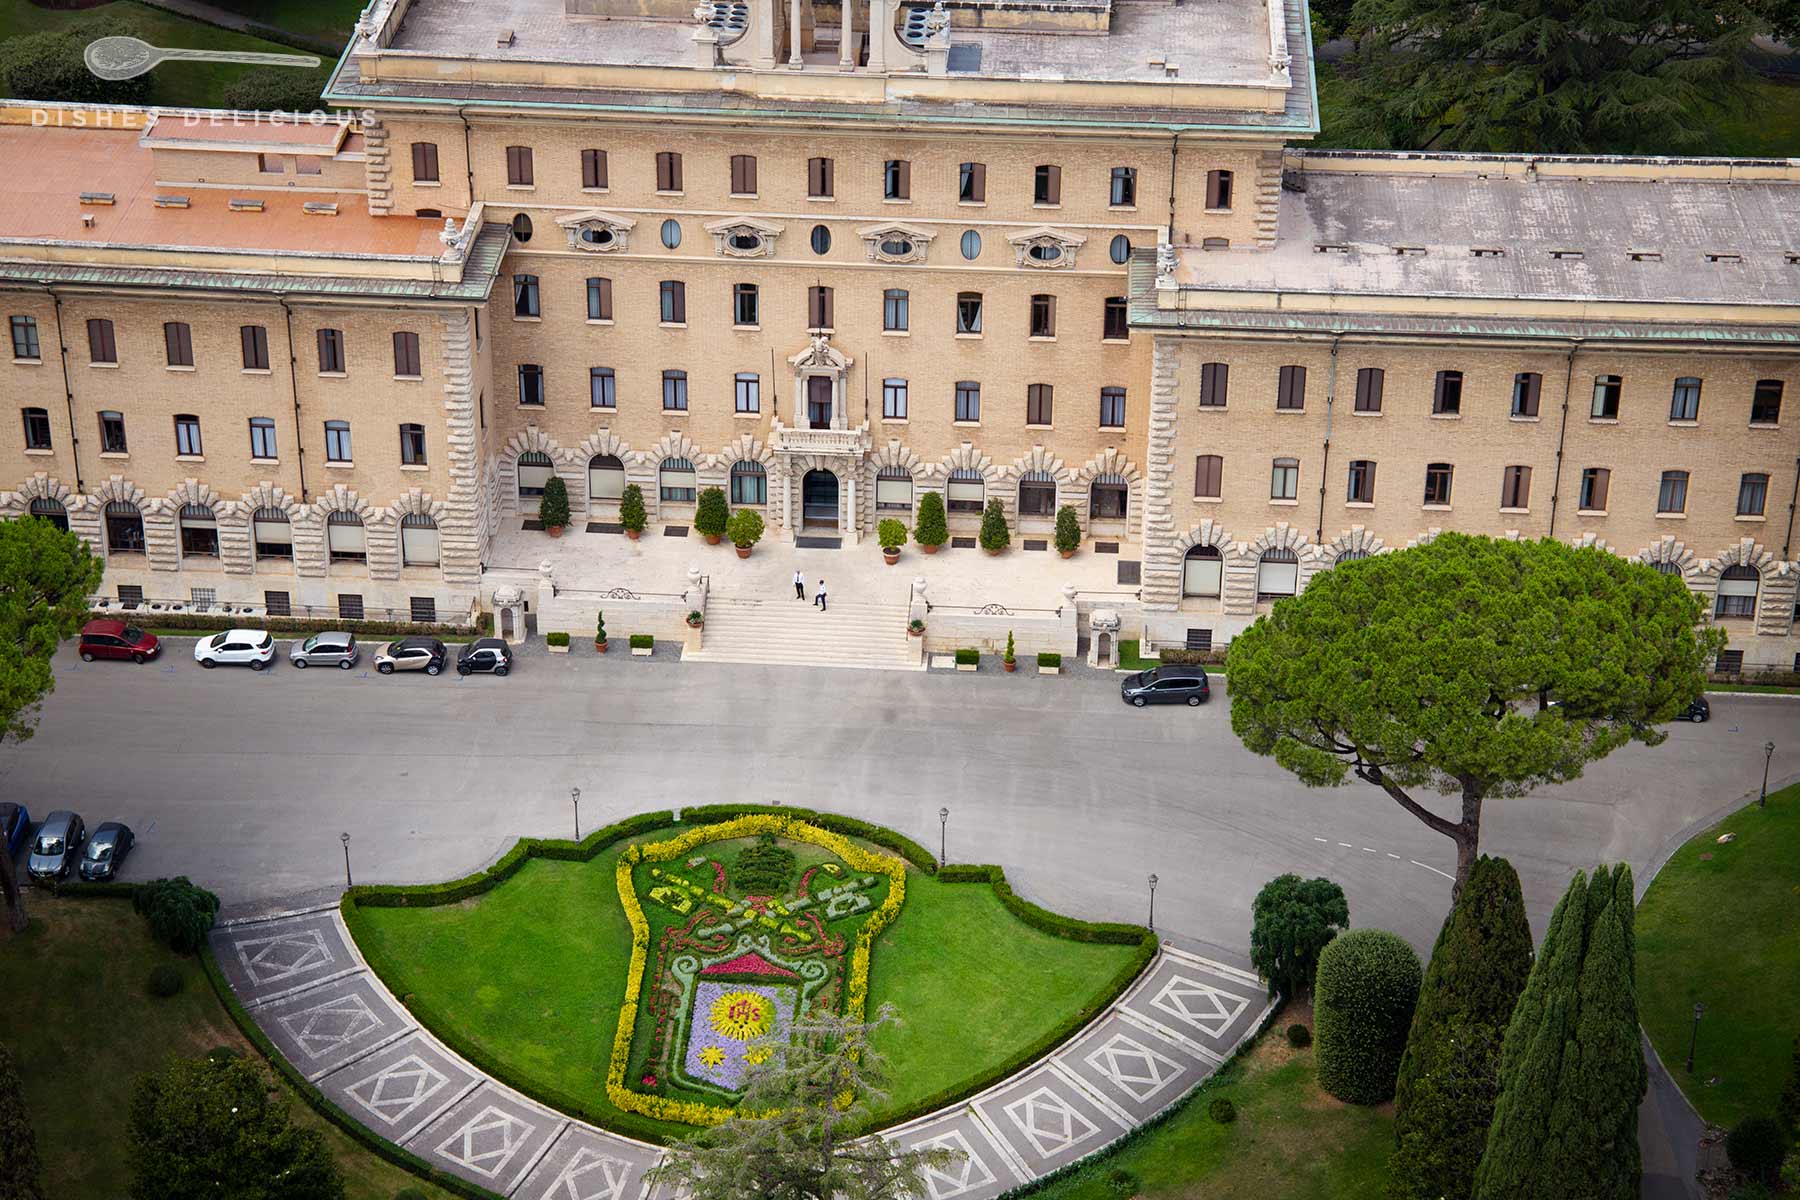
[1029, 1006, 1392, 1199]
[0, 895, 453, 1200]
[1636, 781, 1800, 1128]
[349, 840, 1142, 1137]
[176, 0, 364, 49]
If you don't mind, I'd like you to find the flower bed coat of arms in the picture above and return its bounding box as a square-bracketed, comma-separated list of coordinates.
[608, 815, 907, 1124]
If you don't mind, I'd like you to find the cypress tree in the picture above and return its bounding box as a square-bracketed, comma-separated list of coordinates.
[0, 1042, 46, 1200]
[1388, 856, 1533, 1200]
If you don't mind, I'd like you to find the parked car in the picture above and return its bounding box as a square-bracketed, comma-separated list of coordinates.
[1120, 665, 1211, 707]
[0, 802, 29, 858]
[27, 810, 85, 880]
[194, 629, 276, 670]
[77, 619, 161, 664]
[457, 638, 513, 677]
[289, 632, 359, 670]
[1675, 696, 1711, 722]
[374, 638, 447, 676]
[78, 821, 134, 881]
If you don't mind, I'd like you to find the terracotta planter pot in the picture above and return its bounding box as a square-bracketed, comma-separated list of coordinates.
[1004, 660, 1017, 673]
[985, 547, 1002, 557]
[883, 549, 900, 565]
[704, 533, 721, 546]
[546, 525, 565, 539]
[687, 619, 703, 629]
[1059, 549, 1075, 559]
[735, 546, 751, 559]
[920, 543, 940, 555]
[595, 640, 608, 653]
[908, 626, 924, 637]
[625, 529, 641, 541]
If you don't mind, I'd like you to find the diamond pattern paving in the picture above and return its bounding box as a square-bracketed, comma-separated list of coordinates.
[1002, 1086, 1100, 1158]
[913, 1129, 996, 1200]
[1150, 974, 1251, 1039]
[536, 1146, 633, 1200]
[436, 1105, 537, 1180]
[237, 928, 334, 986]
[347, 1053, 451, 1126]
[1084, 1032, 1186, 1104]
[277, 992, 383, 1060]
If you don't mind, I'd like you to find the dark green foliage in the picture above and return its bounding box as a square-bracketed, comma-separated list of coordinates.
[596, 611, 607, 643]
[1727, 1115, 1790, 1182]
[545, 632, 570, 647]
[221, 68, 327, 113]
[1053, 506, 1081, 554]
[1314, 929, 1422, 1105]
[0, 29, 152, 107]
[877, 519, 908, 550]
[127, 1055, 345, 1200]
[1208, 1097, 1237, 1124]
[629, 634, 654, 650]
[733, 835, 796, 895]
[146, 963, 184, 998]
[978, 499, 1010, 552]
[726, 508, 764, 549]
[954, 648, 979, 666]
[913, 492, 948, 547]
[1005, 631, 1016, 664]
[1474, 865, 1646, 1200]
[1389, 856, 1532, 1200]
[1728, 1183, 1773, 1200]
[694, 487, 729, 538]
[205, 1046, 240, 1062]
[1037, 652, 1062, 668]
[84, 610, 488, 639]
[538, 475, 572, 529]
[1157, 647, 1226, 666]
[0, 513, 104, 745]
[620, 483, 647, 533]
[1250, 874, 1350, 998]
[0, 1042, 45, 1200]
[1287, 1023, 1312, 1048]
[132, 878, 221, 955]
[1777, 1035, 1800, 1137]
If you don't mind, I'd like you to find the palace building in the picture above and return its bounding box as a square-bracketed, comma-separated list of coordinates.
[0, 0, 1795, 666]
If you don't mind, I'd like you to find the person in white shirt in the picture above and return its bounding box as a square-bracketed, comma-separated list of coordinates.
[793, 568, 805, 600]
[814, 580, 827, 611]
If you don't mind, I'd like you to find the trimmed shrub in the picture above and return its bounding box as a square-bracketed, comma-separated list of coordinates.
[1286, 1022, 1312, 1048]
[1314, 928, 1422, 1105]
[1158, 647, 1226, 666]
[1054, 505, 1081, 554]
[726, 508, 764, 549]
[1728, 1115, 1790, 1183]
[132, 877, 221, 954]
[1037, 652, 1062, 668]
[913, 491, 948, 547]
[1004, 631, 1016, 664]
[619, 483, 647, 533]
[978, 498, 1010, 552]
[87, 610, 487, 638]
[545, 632, 570, 647]
[595, 611, 607, 644]
[629, 634, 654, 650]
[537, 475, 571, 530]
[1250, 873, 1348, 998]
[954, 648, 979, 666]
[1208, 1097, 1237, 1124]
[693, 487, 729, 538]
[877, 518, 907, 550]
[146, 963, 184, 997]
[733, 835, 796, 895]
[221, 67, 326, 113]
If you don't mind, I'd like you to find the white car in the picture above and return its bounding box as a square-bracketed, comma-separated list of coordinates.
[194, 629, 277, 670]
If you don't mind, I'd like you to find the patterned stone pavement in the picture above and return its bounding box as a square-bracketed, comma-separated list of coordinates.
[213, 908, 1271, 1199]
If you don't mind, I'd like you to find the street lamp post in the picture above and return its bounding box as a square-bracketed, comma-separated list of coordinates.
[938, 807, 949, 867]
[1685, 1002, 1706, 1072]
[572, 787, 582, 840]
[1760, 741, 1775, 808]
[1147, 873, 1158, 931]
[340, 832, 352, 888]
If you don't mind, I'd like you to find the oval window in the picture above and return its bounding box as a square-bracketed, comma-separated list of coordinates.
[661, 219, 682, 249]
[1110, 234, 1131, 264]
[960, 229, 981, 260]
[510, 212, 533, 242]
[581, 226, 614, 246]
[729, 231, 763, 252]
[879, 237, 914, 258]
[810, 224, 832, 255]
[1028, 242, 1062, 263]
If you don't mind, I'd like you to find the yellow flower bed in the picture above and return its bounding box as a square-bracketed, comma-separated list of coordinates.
[606, 814, 908, 1125]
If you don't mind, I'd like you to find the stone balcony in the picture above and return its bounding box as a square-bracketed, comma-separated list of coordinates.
[769, 421, 871, 457]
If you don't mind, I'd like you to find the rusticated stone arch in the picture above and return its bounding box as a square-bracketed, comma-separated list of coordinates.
[236, 482, 300, 519]
[310, 483, 373, 521]
[1073, 447, 1142, 533]
[644, 429, 704, 470]
[166, 479, 225, 516]
[1402, 527, 1444, 552]
[499, 427, 573, 516]
[938, 441, 1004, 521]
[1568, 531, 1616, 556]
[385, 488, 445, 523]
[1323, 525, 1385, 565]
[85, 474, 148, 512]
[1638, 534, 1696, 580]
[577, 429, 635, 467]
[1696, 537, 1793, 638]
[7, 472, 73, 508]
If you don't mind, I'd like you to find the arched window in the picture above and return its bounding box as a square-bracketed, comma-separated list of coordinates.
[178, 504, 218, 557]
[400, 513, 440, 567]
[1090, 473, 1129, 521]
[729, 460, 766, 506]
[252, 506, 292, 560]
[1182, 545, 1222, 598]
[28, 497, 67, 531]
[1715, 565, 1759, 619]
[104, 500, 144, 554]
[1651, 560, 1681, 577]
[660, 457, 697, 504]
[1336, 549, 1371, 564]
[327, 511, 366, 563]
[1018, 470, 1056, 517]
[1256, 547, 1299, 600]
[875, 466, 913, 512]
[588, 453, 625, 502]
[517, 450, 553, 499]
[946, 468, 984, 514]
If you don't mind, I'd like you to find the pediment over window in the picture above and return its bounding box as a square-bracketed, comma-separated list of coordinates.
[556, 209, 637, 253]
[704, 216, 785, 258]
[1009, 225, 1087, 269]
[789, 333, 852, 372]
[856, 221, 935, 264]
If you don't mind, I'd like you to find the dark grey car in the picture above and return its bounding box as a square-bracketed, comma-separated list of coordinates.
[1120, 665, 1211, 707]
[78, 822, 134, 881]
[27, 810, 85, 880]
[289, 631, 358, 669]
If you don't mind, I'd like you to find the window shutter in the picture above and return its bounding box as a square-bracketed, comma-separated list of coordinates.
[970, 162, 986, 201]
[897, 159, 910, 198]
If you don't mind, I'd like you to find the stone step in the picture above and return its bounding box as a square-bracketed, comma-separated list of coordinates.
[685, 599, 921, 670]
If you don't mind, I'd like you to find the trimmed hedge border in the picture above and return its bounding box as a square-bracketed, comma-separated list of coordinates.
[936, 864, 1147, 944]
[84, 609, 490, 638]
[677, 804, 939, 874]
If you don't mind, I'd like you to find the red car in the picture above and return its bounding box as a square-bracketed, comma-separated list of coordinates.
[77, 619, 161, 664]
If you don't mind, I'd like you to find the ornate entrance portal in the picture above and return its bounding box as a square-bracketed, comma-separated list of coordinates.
[770, 332, 870, 544]
[802, 469, 839, 528]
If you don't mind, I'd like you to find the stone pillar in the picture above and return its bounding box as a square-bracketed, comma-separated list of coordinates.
[844, 472, 858, 544]
[839, 0, 854, 68]
[782, 462, 796, 542]
[788, 0, 803, 64]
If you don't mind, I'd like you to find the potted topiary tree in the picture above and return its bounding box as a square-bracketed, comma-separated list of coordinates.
[686, 609, 704, 628]
[539, 475, 571, 538]
[619, 483, 647, 540]
[914, 491, 948, 555]
[908, 617, 925, 638]
[727, 508, 764, 559]
[978, 498, 1010, 556]
[1054, 505, 1081, 559]
[878, 518, 907, 565]
[594, 609, 608, 653]
[694, 486, 729, 545]
[1004, 630, 1017, 673]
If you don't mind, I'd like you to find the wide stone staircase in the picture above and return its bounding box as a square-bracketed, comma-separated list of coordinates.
[682, 595, 923, 670]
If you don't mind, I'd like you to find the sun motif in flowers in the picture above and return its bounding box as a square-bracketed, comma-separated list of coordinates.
[698, 1046, 727, 1068]
[709, 990, 776, 1042]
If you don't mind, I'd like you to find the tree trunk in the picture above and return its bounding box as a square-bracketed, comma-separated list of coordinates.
[1450, 786, 1483, 904]
[0, 848, 27, 934]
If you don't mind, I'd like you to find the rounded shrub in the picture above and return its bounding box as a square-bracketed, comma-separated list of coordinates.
[1727, 1114, 1790, 1182]
[131, 876, 221, 954]
[146, 963, 184, 998]
[1286, 1022, 1312, 1048]
[1208, 1096, 1237, 1124]
[1313, 927, 1422, 1105]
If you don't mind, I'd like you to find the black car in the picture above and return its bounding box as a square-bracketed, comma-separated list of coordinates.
[79, 821, 134, 881]
[1675, 696, 1711, 723]
[457, 638, 513, 677]
[1121, 665, 1211, 707]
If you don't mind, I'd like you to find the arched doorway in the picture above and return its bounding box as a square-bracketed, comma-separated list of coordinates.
[802, 469, 839, 529]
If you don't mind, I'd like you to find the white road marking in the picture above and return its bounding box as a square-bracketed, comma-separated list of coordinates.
[1411, 859, 1454, 881]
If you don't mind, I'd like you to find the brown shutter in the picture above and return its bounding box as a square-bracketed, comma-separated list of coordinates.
[896, 159, 910, 198]
[731, 155, 757, 194]
[1195, 454, 1222, 498]
[809, 157, 832, 197]
[597, 278, 613, 320]
[582, 149, 607, 189]
[969, 162, 986, 202]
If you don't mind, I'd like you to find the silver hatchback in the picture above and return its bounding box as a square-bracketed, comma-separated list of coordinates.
[289, 632, 358, 669]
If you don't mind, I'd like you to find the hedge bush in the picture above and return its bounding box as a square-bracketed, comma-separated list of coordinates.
[1728, 1115, 1790, 1183]
[955, 648, 979, 666]
[1037, 652, 1062, 668]
[1314, 928, 1422, 1105]
[1157, 647, 1226, 666]
[85, 610, 489, 638]
[545, 632, 570, 647]
[537, 475, 571, 530]
[936, 864, 1150, 945]
[1208, 1096, 1237, 1124]
[619, 483, 647, 533]
[677, 805, 938, 872]
[629, 634, 654, 650]
[913, 491, 947, 547]
[978, 498, 1011, 553]
[147, 962, 184, 997]
[132, 877, 221, 954]
[1054, 505, 1081, 555]
[694, 487, 729, 539]
[1287, 1022, 1312, 1048]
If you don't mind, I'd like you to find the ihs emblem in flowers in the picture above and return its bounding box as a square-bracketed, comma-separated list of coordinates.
[710, 990, 775, 1041]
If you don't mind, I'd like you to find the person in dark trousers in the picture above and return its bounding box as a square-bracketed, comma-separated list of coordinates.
[814, 580, 828, 611]
[793, 569, 805, 600]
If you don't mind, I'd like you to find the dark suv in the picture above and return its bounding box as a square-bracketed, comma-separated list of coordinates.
[1121, 665, 1211, 707]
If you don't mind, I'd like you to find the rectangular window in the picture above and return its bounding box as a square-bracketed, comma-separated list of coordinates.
[174, 413, 201, 457]
[581, 148, 607, 189]
[1019, 479, 1057, 516]
[86, 318, 116, 364]
[590, 367, 616, 409]
[338, 593, 364, 621]
[884, 159, 910, 200]
[1433, 370, 1463, 415]
[1500, 465, 1532, 509]
[505, 145, 533, 186]
[1579, 467, 1610, 512]
[1277, 365, 1306, 411]
[883, 288, 909, 332]
[410, 597, 437, 624]
[1029, 294, 1056, 338]
[1346, 458, 1375, 504]
[660, 280, 687, 324]
[959, 161, 986, 203]
[1423, 462, 1453, 505]
[586, 277, 613, 321]
[656, 151, 683, 192]
[1670, 376, 1702, 422]
[513, 274, 540, 318]
[258, 153, 283, 174]
[1034, 164, 1061, 206]
[317, 328, 345, 373]
[265, 591, 292, 616]
[1205, 169, 1234, 210]
[1657, 470, 1689, 514]
[1199, 361, 1229, 408]
[954, 381, 981, 423]
[392, 331, 421, 377]
[875, 472, 911, 510]
[99, 410, 126, 454]
[956, 292, 983, 335]
[1102, 296, 1128, 341]
[21, 407, 51, 450]
[1750, 379, 1783, 425]
[1194, 454, 1222, 500]
[729, 154, 757, 195]
[400, 423, 427, 466]
[411, 141, 439, 183]
[240, 325, 269, 371]
[1354, 367, 1384, 413]
[882, 378, 908, 420]
[808, 156, 834, 199]
[518, 364, 545, 406]
[9, 315, 39, 360]
[663, 369, 688, 411]
[735, 372, 761, 414]
[734, 282, 760, 327]
[1100, 387, 1126, 428]
[1110, 166, 1137, 207]
[1270, 457, 1298, 501]
[731, 466, 767, 506]
[808, 285, 834, 330]
[163, 321, 193, 368]
[1026, 383, 1054, 427]
[325, 420, 351, 462]
[249, 416, 278, 460]
[1738, 472, 1769, 517]
[1511, 372, 1542, 418]
[1592, 374, 1622, 419]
